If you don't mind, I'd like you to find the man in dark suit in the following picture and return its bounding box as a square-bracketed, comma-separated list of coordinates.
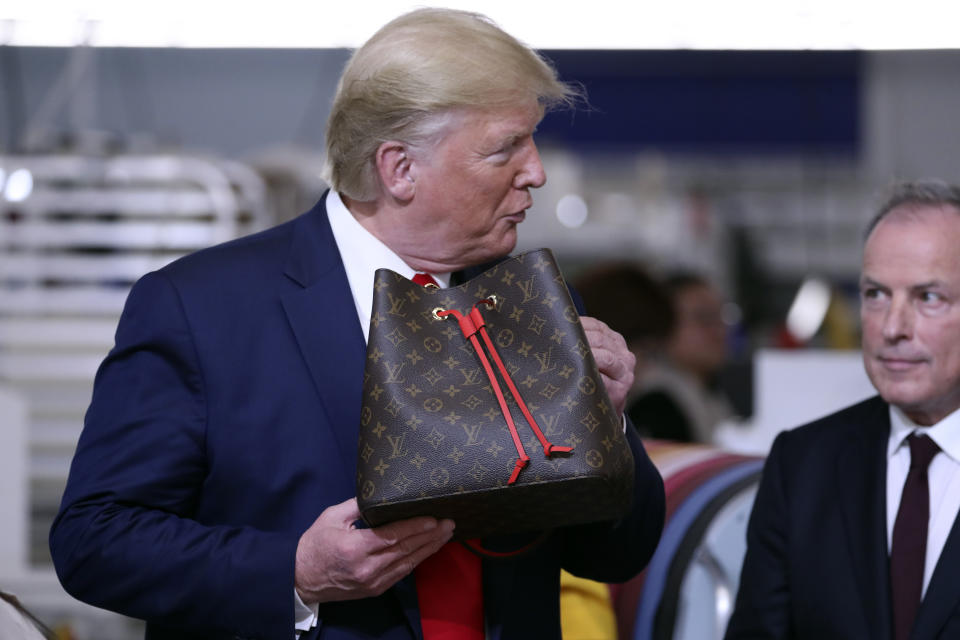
[726, 180, 960, 639]
[49, 8, 665, 640]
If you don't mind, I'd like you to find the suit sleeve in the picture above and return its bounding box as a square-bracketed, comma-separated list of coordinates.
[49, 271, 299, 639]
[724, 430, 793, 639]
[627, 390, 694, 442]
[557, 286, 665, 582]
[558, 422, 665, 583]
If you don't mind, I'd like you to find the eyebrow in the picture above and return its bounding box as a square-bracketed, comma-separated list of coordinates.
[859, 276, 945, 290]
[484, 132, 525, 154]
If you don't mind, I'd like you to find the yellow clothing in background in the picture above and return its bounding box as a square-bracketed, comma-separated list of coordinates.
[559, 571, 616, 640]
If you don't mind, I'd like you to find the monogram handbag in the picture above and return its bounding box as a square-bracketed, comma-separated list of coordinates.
[356, 249, 635, 540]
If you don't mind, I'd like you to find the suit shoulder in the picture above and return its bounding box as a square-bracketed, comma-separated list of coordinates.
[161, 216, 299, 283]
[777, 395, 886, 451]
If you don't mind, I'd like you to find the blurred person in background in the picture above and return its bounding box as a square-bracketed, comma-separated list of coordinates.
[47, 8, 664, 640]
[726, 180, 960, 639]
[629, 272, 737, 443]
[575, 262, 675, 409]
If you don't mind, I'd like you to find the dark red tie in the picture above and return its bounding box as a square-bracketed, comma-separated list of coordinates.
[409, 272, 484, 640]
[890, 433, 941, 640]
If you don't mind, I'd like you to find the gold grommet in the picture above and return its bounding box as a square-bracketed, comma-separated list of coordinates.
[432, 307, 447, 321]
[488, 294, 500, 306]
[424, 282, 440, 289]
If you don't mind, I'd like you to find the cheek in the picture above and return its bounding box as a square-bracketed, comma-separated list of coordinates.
[860, 313, 882, 346]
[930, 325, 960, 375]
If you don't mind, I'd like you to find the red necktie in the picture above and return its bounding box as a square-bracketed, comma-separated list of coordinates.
[890, 433, 940, 640]
[412, 272, 439, 288]
[410, 272, 484, 640]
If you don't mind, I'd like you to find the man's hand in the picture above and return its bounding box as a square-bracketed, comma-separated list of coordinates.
[581, 316, 636, 418]
[295, 497, 454, 604]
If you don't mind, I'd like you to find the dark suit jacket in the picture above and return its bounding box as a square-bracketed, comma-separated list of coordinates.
[725, 395, 960, 640]
[49, 195, 665, 640]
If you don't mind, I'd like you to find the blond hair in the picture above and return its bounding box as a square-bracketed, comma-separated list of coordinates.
[324, 8, 577, 201]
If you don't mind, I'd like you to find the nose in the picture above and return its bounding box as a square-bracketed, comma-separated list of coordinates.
[881, 295, 914, 342]
[514, 138, 546, 190]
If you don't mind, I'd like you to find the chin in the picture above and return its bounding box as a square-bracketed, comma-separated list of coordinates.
[458, 227, 518, 266]
[485, 231, 518, 258]
[876, 384, 931, 411]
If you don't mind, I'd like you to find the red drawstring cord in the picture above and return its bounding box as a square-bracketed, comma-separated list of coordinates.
[470, 302, 573, 458]
[436, 301, 572, 484]
[436, 308, 529, 483]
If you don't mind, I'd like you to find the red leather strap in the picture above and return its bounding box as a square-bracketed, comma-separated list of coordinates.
[470, 331, 530, 483]
[471, 304, 573, 458]
[437, 308, 530, 483]
[436, 301, 574, 484]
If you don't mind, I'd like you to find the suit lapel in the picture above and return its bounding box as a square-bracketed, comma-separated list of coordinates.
[912, 498, 960, 639]
[281, 196, 426, 639]
[281, 197, 367, 493]
[837, 397, 893, 640]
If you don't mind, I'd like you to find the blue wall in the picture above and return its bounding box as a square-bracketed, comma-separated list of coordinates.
[538, 50, 861, 155]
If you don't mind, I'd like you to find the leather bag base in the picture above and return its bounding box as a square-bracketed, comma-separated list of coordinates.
[362, 473, 634, 540]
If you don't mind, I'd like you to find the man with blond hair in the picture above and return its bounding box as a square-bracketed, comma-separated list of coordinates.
[50, 9, 665, 640]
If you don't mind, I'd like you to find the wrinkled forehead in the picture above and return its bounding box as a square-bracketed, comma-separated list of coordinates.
[862, 205, 960, 279]
[427, 101, 545, 147]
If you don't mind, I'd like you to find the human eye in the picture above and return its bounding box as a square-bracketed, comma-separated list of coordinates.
[917, 289, 948, 313]
[494, 137, 520, 155]
[860, 286, 885, 302]
[485, 140, 517, 165]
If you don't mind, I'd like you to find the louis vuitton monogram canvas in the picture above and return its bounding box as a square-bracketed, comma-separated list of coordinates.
[356, 249, 635, 539]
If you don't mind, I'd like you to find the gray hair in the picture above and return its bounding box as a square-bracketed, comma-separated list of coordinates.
[323, 8, 579, 201]
[865, 179, 960, 238]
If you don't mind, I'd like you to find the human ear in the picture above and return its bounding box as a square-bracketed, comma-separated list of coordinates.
[375, 141, 415, 201]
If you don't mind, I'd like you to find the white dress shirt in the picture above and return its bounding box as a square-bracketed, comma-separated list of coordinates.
[325, 190, 450, 341]
[294, 191, 451, 636]
[885, 404, 960, 598]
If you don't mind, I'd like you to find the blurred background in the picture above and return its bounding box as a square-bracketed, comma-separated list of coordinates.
[1, 1, 958, 638]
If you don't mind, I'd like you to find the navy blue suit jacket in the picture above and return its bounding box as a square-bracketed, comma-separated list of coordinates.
[726, 396, 960, 639]
[50, 196, 665, 639]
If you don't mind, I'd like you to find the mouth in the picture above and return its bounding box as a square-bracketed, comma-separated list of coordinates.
[877, 356, 927, 372]
[502, 210, 527, 224]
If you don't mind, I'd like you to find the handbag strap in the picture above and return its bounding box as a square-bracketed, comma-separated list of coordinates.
[460, 531, 552, 559]
[470, 303, 573, 458]
[435, 298, 572, 485]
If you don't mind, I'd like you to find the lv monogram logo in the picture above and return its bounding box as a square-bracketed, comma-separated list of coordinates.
[460, 367, 482, 386]
[462, 423, 484, 446]
[516, 277, 539, 303]
[383, 361, 406, 384]
[539, 412, 562, 437]
[534, 346, 558, 374]
[387, 293, 407, 317]
[387, 433, 408, 458]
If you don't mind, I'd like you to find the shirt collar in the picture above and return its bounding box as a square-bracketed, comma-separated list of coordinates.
[326, 191, 450, 340]
[887, 403, 960, 464]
